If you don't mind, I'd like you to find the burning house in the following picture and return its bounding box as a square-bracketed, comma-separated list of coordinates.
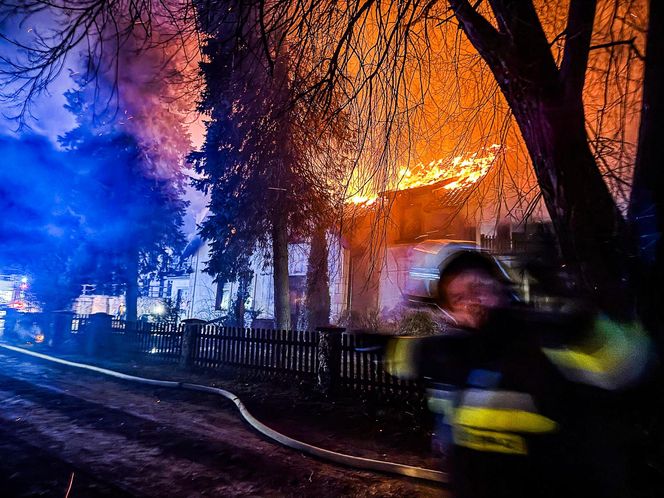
[340, 145, 502, 317]
[180, 144, 532, 327]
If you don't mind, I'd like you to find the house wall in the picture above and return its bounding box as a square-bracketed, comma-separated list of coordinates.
[328, 238, 349, 323]
[249, 239, 348, 326]
[185, 236, 350, 328]
[72, 295, 124, 316]
[186, 239, 223, 321]
[169, 277, 190, 317]
[346, 247, 380, 314]
[377, 244, 413, 313]
[342, 184, 480, 319]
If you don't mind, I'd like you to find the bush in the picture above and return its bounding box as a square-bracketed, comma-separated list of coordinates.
[335, 304, 442, 336]
[395, 309, 439, 337]
[335, 307, 397, 333]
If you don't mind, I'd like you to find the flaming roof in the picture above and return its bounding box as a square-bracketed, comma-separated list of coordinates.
[347, 144, 500, 208]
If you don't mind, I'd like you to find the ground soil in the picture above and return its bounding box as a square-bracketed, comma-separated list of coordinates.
[0, 346, 448, 497]
[31, 345, 443, 469]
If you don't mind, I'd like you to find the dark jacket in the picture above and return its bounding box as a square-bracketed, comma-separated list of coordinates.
[387, 307, 649, 498]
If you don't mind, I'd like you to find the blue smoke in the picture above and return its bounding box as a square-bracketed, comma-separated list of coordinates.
[0, 130, 185, 310]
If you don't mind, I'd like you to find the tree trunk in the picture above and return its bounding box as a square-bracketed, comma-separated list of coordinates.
[306, 227, 331, 329]
[272, 216, 291, 330]
[236, 283, 246, 328]
[232, 269, 252, 328]
[630, 0, 664, 340]
[508, 91, 632, 315]
[125, 249, 139, 323]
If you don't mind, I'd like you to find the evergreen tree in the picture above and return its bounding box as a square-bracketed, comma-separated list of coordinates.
[0, 135, 88, 311]
[190, 9, 346, 329]
[59, 60, 188, 320]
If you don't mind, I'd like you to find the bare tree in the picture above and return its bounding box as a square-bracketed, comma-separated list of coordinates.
[251, 0, 650, 319]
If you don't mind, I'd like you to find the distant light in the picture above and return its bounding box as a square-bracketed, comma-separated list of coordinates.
[153, 303, 166, 315]
[21, 277, 28, 283]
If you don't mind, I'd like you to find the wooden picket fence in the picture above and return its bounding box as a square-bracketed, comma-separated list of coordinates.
[68, 315, 423, 402]
[133, 321, 183, 362]
[191, 325, 320, 378]
[341, 333, 423, 400]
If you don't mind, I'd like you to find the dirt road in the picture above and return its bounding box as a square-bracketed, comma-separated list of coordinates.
[0, 350, 446, 497]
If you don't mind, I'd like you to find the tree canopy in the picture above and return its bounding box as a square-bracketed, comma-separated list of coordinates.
[188, 4, 348, 328]
[0, 1, 661, 329]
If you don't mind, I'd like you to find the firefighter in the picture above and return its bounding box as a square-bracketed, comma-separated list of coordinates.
[386, 251, 653, 498]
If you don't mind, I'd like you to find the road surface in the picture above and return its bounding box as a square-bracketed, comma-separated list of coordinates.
[0, 349, 446, 497]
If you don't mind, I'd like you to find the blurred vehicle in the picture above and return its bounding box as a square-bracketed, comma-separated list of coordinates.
[0, 308, 45, 344]
[403, 239, 516, 305]
[403, 238, 578, 312]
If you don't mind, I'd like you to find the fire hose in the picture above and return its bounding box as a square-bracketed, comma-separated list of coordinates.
[0, 343, 447, 484]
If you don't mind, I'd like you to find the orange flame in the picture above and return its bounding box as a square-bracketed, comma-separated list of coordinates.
[347, 144, 500, 207]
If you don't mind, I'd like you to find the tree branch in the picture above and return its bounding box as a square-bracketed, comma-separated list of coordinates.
[447, 0, 504, 61]
[486, 0, 558, 70]
[590, 37, 645, 61]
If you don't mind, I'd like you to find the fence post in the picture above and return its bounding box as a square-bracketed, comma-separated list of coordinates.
[2, 308, 20, 342]
[85, 312, 112, 357]
[50, 310, 74, 350]
[316, 326, 344, 395]
[180, 318, 205, 369]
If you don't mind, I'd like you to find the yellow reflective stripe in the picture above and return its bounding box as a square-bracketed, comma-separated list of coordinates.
[542, 318, 651, 389]
[384, 337, 420, 380]
[542, 347, 619, 375]
[453, 406, 558, 434]
[453, 426, 528, 455]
